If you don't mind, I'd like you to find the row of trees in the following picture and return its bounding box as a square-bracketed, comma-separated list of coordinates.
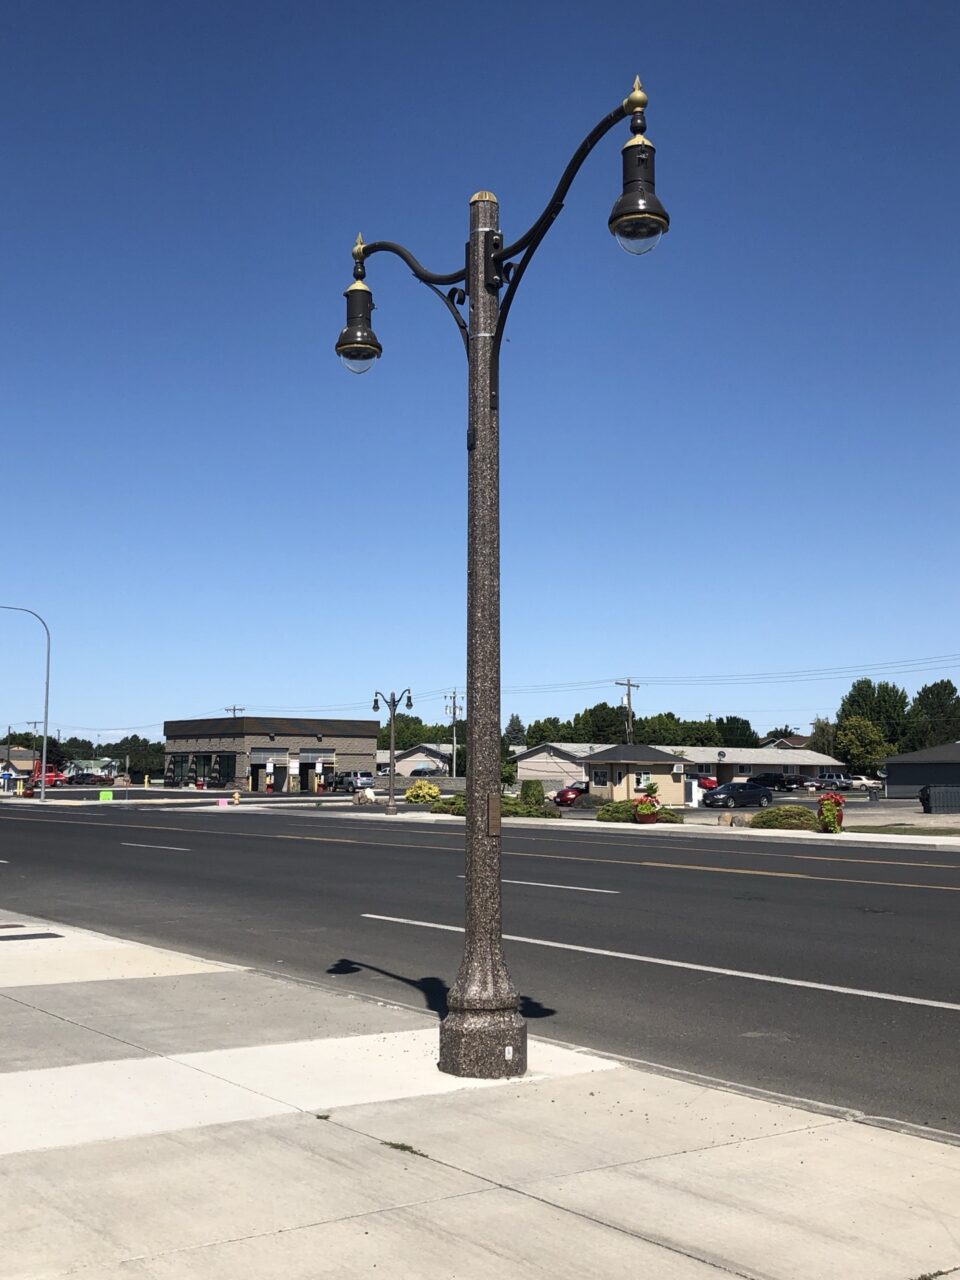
[2, 732, 165, 775]
[808, 678, 960, 773]
[508, 708, 762, 750]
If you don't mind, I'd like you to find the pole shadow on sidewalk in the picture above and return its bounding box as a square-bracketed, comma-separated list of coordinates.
[326, 957, 556, 1020]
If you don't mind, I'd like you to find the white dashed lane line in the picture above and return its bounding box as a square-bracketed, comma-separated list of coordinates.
[457, 875, 618, 894]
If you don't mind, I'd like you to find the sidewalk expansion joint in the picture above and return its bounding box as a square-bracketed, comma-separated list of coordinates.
[320, 1119, 759, 1279]
[51, 1185, 506, 1279]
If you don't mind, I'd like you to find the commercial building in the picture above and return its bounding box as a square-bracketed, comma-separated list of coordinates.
[883, 741, 960, 799]
[163, 716, 378, 792]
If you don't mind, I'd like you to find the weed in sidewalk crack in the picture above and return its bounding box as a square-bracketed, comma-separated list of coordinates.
[382, 1140, 426, 1157]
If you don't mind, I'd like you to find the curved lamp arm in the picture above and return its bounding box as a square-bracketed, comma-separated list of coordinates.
[357, 240, 469, 355]
[492, 100, 627, 356]
[360, 241, 465, 288]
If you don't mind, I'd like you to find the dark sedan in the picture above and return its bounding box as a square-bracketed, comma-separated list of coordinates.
[703, 782, 773, 809]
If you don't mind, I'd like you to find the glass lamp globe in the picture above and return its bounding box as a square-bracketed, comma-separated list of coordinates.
[613, 215, 664, 256]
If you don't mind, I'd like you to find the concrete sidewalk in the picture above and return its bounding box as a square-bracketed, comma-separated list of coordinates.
[1, 910, 958, 1280]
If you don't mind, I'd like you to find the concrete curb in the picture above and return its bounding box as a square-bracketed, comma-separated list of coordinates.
[324, 807, 960, 850]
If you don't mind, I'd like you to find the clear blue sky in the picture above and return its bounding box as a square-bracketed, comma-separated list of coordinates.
[3, 0, 959, 742]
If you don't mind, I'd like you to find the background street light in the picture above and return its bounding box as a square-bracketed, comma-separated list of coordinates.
[1, 605, 51, 802]
[339, 77, 668, 1078]
[373, 688, 413, 816]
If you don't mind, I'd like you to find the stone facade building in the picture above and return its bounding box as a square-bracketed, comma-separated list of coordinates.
[163, 716, 378, 793]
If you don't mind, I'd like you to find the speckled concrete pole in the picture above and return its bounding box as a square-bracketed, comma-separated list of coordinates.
[438, 192, 527, 1078]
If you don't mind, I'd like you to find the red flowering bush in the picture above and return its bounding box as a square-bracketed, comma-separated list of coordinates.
[817, 791, 845, 834]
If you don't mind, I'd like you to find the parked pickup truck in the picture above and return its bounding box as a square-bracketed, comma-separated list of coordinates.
[30, 766, 67, 788]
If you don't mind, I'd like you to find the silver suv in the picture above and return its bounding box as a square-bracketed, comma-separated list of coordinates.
[821, 773, 852, 791]
[332, 771, 375, 793]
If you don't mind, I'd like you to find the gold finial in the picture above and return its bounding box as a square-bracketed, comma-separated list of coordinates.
[352, 233, 365, 262]
[469, 190, 498, 204]
[623, 75, 648, 113]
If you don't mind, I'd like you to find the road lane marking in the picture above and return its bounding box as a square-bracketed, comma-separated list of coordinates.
[458, 875, 618, 894]
[8, 815, 959, 889]
[121, 842, 191, 852]
[361, 915, 960, 1012]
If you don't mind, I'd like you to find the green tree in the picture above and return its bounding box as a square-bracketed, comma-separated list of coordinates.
[678, 719, 722, 747]
[61, 736, 94, 760]
[376, 713, 425, 751]
[503, 713, 527, 747]
[639, 711, 683, 744]
[765, 724, 796, 739]
[900, 680, 960, 752]
[570, 701, 623, 744]
[836, 678, 909, 748]
[872, 682, 909, 747]
[715, 716, 760, 748]
[99, 735, 165, 775]
[835, 716, 891, 774]
[525, 716, 571, 748]
[808, 717, 837, 757]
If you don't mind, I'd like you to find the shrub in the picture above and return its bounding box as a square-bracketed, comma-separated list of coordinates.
[520, 779, 545, 807]
[429, 793, 560, 819]
[655, 807, 684, 823]
[573, 792, 604, 809]
[749, 804, 819, 831]
[596, 800, 637, 823]
[405, 780, 441, 805]
[430, 794, 465, 816]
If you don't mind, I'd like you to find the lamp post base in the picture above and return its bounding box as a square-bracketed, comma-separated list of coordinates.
[385, 801, 398, 816]
[438, 1007, 527, 1078]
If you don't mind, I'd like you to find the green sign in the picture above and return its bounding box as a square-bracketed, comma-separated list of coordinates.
[99, 790, 114, 802]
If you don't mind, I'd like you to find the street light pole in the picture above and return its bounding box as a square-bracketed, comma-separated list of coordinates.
[373, 688, 412, 816]
[338, 78, 669, 1078]
[1, 605, 51, 802]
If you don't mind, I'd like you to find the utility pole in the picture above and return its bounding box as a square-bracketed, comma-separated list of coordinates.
[25, 720, 42, 776]
[445, 688, 463, 778]
[224, 705, 245, 718]
[615, 677, 637, 743]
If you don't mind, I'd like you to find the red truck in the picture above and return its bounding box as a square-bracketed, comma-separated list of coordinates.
[30, 763, 67, 788]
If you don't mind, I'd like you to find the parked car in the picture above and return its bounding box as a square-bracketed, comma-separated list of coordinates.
[847, 775, 882, 791]
[332, 771, 375, 793]
[821, 773, 853, 791]
[695, 775, 718, 790]
[409, 765, 445, 778]
[703, 782, 773, 809]
[553, 781, 589, 807]
[781, 774, 821, 792]
[747, 773, 793, 792]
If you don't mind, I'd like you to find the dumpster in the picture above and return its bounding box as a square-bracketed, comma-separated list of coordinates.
[919, 784, 960, 814]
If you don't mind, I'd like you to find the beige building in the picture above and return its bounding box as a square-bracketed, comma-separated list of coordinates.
[512, 742, 608, 789]
[581, 745, 686, 806]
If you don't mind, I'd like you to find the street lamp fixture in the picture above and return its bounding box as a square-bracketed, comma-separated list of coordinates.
[339, 77, 669, 1077]
[1, 605, 51, 801]
[374, 688, 413, 816]
[336, 258, 383, 373]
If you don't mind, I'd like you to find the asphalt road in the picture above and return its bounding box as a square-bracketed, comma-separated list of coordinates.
[1, 806, 957, 1133]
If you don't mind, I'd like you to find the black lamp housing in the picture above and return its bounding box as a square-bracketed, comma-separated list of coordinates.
[608, 126, 670, 255]
[335, 280, 382, 373]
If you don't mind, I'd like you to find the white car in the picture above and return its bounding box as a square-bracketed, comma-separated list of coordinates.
[848, 775, 882, 791]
